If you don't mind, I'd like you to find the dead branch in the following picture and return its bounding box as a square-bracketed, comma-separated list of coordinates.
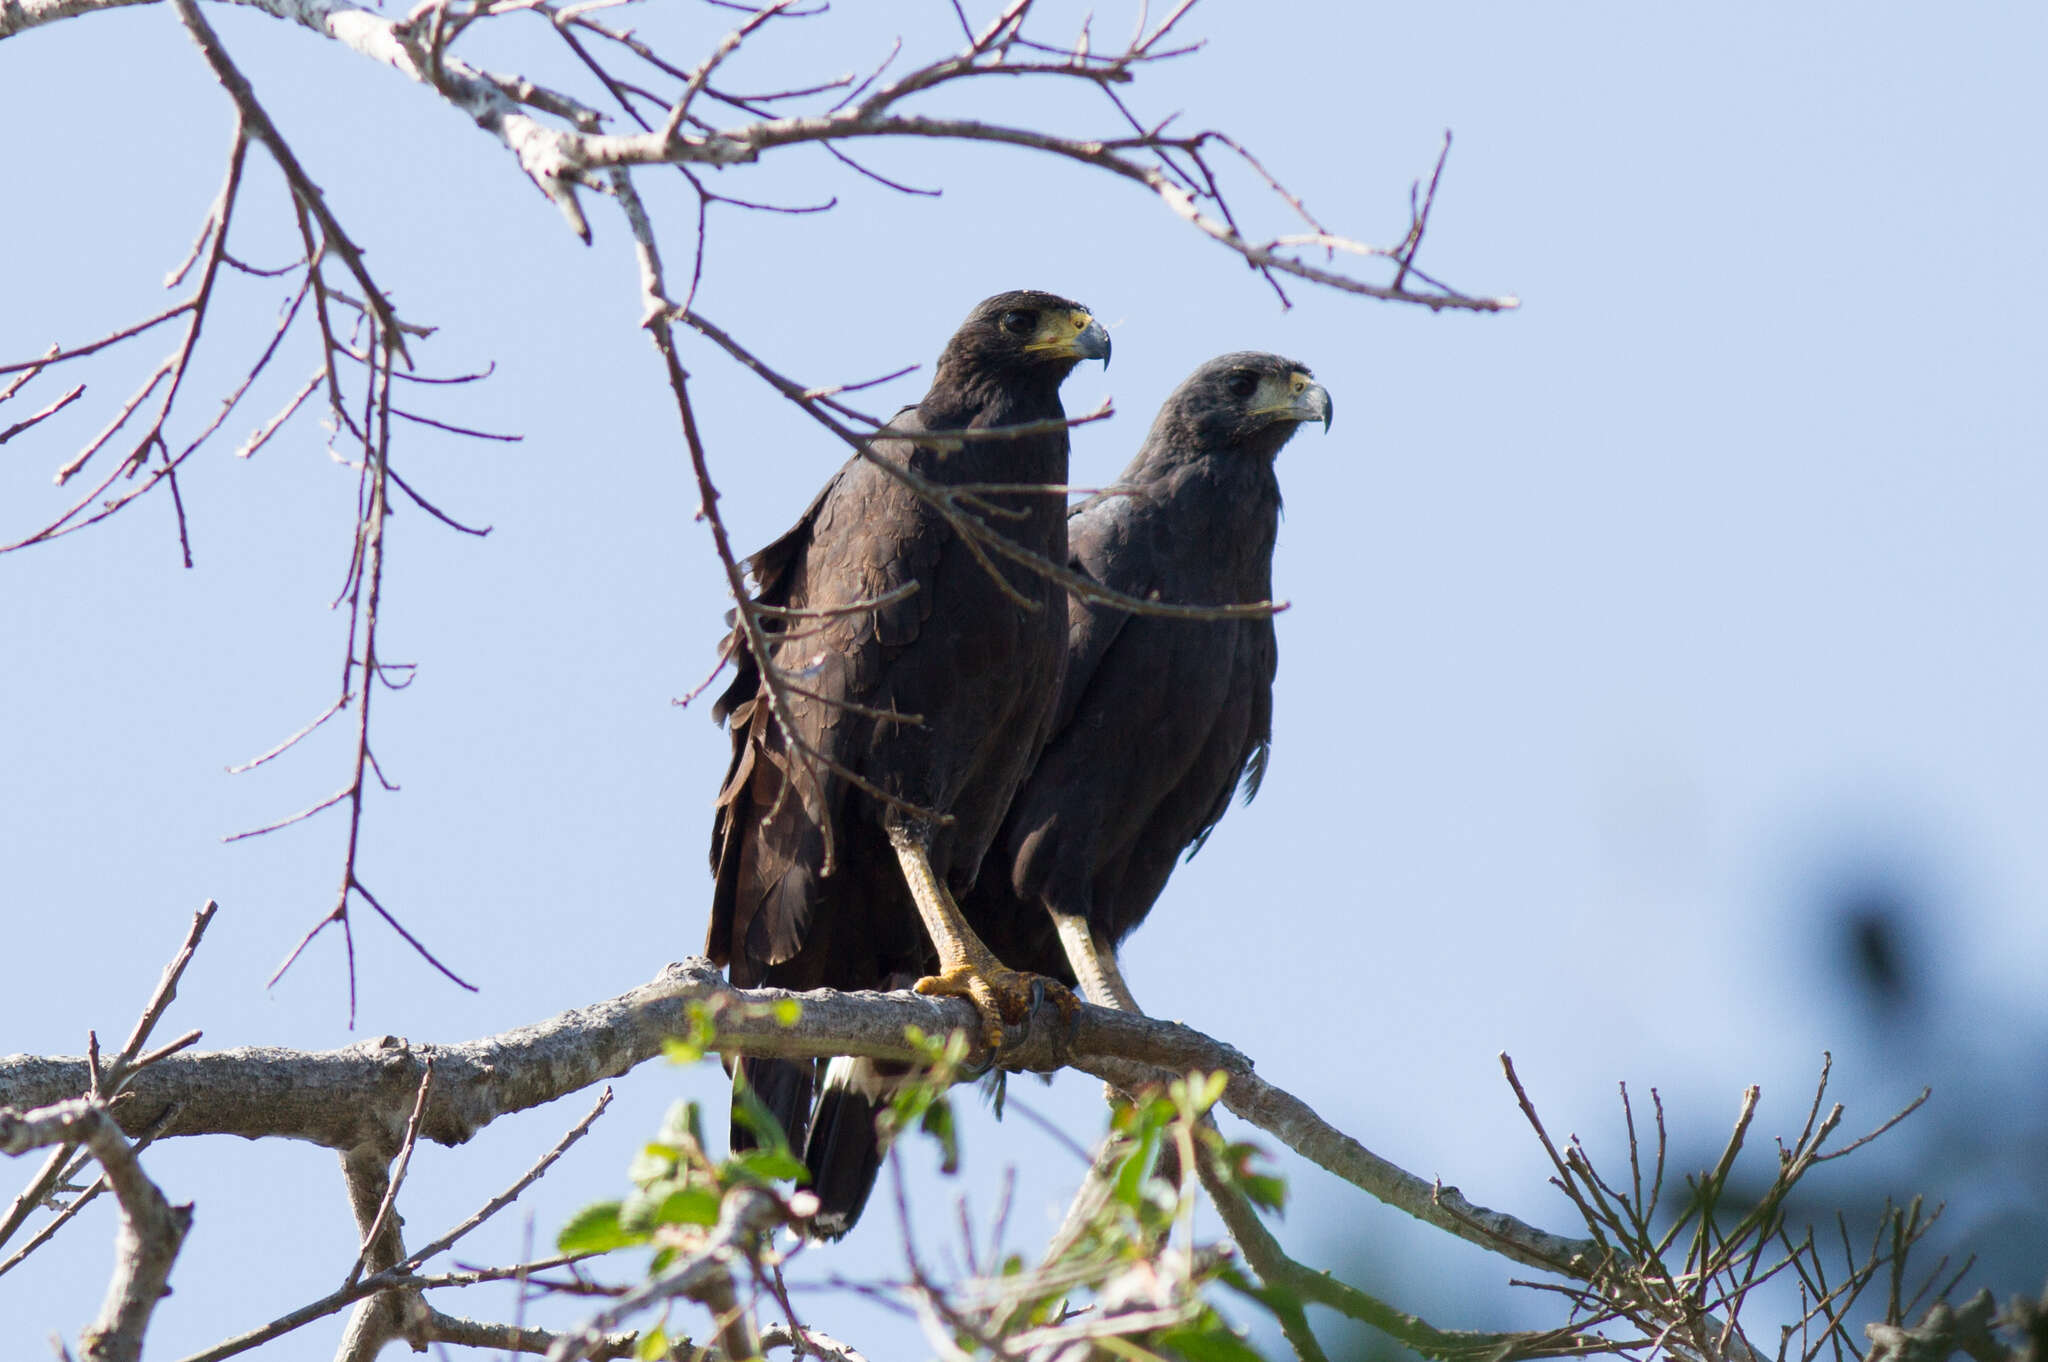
[1499, 1054, 1947, 1362]
[5, 0, 1513, 316]
[0, 1099, 191, 1362]
[0, 903, 212, 1361]
[548, 1184, 784, 1362]
[170, 1087, 611, 1362]
[4, 0, 1506, 1024]
[1865, 1291, 2004, 1362]
[0, 958, 1603, 1287]
[0, 950, 1953, 1362]
[677, 307, 1292, 625]
[0, 1105, 181, 1279]
[0, 902, 214, 1257]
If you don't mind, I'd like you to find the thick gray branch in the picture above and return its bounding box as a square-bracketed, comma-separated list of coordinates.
[0, 0, 149, 36]
[1, 961, 977, 1152]
[332, 1142, 422, 1362]
[2, 960, 1599, 1286]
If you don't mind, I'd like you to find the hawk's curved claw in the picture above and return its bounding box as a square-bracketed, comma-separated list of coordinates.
[914, 961, 1075, 1052]
[1028, 975, 1081, 1031]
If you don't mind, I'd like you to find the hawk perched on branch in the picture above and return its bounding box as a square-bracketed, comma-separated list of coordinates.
[968, 351, 1331, 1012]
[706, 290, 1110, 1237]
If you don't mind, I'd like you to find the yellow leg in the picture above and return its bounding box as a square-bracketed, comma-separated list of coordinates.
[1050, 910, 1142, 1013]
[890, 826, 1072, 1047]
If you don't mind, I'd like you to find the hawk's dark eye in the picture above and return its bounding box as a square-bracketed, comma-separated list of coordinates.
[1227, 371, 1259, 399]
[1000, 309, 1036, 336]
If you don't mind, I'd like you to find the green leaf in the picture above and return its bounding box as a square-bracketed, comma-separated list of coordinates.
[661, 1035, 705, 1065]
[652, 1186, 723, 1227]
[635, 1325, 669, 1360]
[887, 1082, 933, 1131]
[683, 1001, 718, 1049]
[1216, 1267, 1303, 1315]
[1214, 1265, 1258, 1294]
[1243, 1175, 1287, 1212]
[729, 1083, 795, 1160]
[731, 1147, 808, 1185]
[1154, 1326, 1269, 1362]
[1113, 1128, 1159, 1209]
[619, 1187, 666, 1232]
[773, 998, 802, 1026]
[628, 1148, 677, 1186]
[555, 1201, 641, 1255]
[921, 1095, 959, 1175]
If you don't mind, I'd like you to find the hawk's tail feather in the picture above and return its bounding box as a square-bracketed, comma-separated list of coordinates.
[802, 1055, 906, 1240]
[730, 1056, 815, 1157]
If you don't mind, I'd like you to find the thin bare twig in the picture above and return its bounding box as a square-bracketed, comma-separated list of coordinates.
[679, 308, 1289, 624]
[0, 1104, 182, 1280]
[0, 383, 85, 445]
[345, 1061, 435, 1288]
[172, 1088, 612, 1362]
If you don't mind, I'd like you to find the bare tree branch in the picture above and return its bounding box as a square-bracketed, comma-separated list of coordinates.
[0, 902, 215, 1256]
[0, 1105, 181, 1279]
[0, 959, 1604, 1288]
[0, 1099, 191, 1362]
[170, 1087, 611, 1362]
[3, 0, 1506, 1024]
[1864, 1292, 2003, 1362]
[4, 0, 1512, 313]
[548, 1184, 784, 1362]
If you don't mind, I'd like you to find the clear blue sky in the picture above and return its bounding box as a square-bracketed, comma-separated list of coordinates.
[3, 2, 2045, 1356]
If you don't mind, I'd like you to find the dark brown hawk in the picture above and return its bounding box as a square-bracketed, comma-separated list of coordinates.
[706, 290, 1110, 1236]
[966, 351, 1330, 1012]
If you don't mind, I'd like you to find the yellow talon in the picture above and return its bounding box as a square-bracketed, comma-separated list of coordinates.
[890, 824, 1076, 1050]
[914, 960, 1072, 1050]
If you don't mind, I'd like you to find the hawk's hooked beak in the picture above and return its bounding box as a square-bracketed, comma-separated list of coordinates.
[1031, 309, 1112, 369]
[1298, 377, 1332, 432]
[1253, 371, 1332, 431]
